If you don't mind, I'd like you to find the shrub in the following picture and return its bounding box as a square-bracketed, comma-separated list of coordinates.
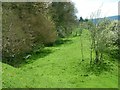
[2, 3, 57, 64]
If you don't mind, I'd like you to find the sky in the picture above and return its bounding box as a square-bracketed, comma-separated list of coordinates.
[71, 0, 119, 19]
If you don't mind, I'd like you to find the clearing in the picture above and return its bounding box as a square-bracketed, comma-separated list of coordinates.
[2, 30, 118, 88]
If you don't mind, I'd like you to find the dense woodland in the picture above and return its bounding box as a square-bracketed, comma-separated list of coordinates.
[1, 2, 120, 88]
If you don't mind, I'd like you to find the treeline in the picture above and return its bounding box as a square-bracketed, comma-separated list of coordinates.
[2, 2, 78, 65]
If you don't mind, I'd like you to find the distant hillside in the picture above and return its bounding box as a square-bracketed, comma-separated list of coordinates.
[91, 15, 120, 24]
[107, 15, 120, 20]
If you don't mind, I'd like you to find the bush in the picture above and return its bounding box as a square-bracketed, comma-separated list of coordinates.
[2, 3, 57, 64]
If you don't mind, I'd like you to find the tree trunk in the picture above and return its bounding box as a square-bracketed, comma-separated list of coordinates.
[100, 53, 103, 64]
[80, 35, 84, 61]
[90, 40, 93, 65]
[95, 50, 99, 64]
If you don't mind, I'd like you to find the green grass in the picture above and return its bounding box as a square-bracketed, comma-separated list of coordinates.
[2, 30, 118, 88]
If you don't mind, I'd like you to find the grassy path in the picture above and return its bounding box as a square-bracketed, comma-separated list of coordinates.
[2, 30, 118, 88]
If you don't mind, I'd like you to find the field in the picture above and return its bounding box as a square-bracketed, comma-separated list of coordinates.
[2, 30, 118, 88]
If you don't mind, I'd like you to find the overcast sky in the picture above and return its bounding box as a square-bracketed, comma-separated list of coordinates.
[71, 0, 119, 19]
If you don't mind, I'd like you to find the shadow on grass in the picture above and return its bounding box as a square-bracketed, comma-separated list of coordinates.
[2, 48, 53, 68]
[53, 38, 73, 47]
[2, 38, 73, 68]
[76, 58, 114, 76]
[45, 39, 73, 47]
[108, 49, 120, 62]
[83, 49, 119, 76]
[85, 62, 113, 76]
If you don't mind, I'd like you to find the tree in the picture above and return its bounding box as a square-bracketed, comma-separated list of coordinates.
[79, 18, 84, 61]
[49, 2, 78, 37]
[2, 2, 57, 65]
[116, 21, 120, 51]
[79, 17, 84, 22]
[87, 18, 118, 65]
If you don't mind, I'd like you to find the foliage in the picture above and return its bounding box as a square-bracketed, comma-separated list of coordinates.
[2, 2, 57, 64]
[116, 21, 120, 51]
[86, 18, 118, 64]
[2, 30, 118, 88]
[78, 13, 118, 65]
[49, 2, 78, 37]
[2, 2, 79, 64]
